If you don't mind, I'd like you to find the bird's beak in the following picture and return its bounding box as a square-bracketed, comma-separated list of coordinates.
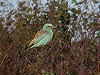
[52, 26, 57, 32]
[49, 26, 55, 29]
[52, 26, 56, 29]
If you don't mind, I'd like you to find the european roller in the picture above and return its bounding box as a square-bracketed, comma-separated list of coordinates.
[22, 23, 54, 54]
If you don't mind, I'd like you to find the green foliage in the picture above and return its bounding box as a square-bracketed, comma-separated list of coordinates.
[92, 0, 98, 3]
[0, 2, 4, 6]
[18, 1, 26, 7]
[0, 0, 99, 75]
[72, 0, 76, 3]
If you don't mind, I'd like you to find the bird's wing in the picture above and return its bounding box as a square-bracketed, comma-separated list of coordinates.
[37, 33, 53, 46]
[29, 30, 45, 46]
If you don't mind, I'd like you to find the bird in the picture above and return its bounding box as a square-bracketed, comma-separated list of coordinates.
[22, 23, 54, 54]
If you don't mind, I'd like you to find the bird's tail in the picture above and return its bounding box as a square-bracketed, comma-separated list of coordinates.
[21, 45, 36, 55]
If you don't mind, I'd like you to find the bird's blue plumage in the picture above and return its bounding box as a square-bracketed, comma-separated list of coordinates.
[21, 23, 54, 54]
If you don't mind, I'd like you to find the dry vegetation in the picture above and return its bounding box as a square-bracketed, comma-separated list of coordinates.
[0, 0, 99, 75]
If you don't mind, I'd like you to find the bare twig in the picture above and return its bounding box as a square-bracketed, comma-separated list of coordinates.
[0, 53, 8, 67]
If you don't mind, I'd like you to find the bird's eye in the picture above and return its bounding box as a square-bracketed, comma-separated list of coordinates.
[48, 26, 51, 27]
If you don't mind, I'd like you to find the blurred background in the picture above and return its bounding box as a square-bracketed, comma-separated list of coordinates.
[0, 0, 99, 75]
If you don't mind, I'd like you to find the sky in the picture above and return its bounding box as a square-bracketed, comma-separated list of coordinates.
[0, 0, 73, 8]
[0, 0, 99, 15]
[0, 0, 47, 8]
[0, 0, 99, 12]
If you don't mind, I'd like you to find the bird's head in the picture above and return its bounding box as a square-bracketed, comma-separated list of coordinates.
[43, 23, 54, 31]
